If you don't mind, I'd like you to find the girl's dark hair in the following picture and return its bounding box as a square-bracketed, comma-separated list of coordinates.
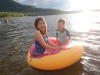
[34, 17, 48, 36]
[34, 17, 44, 29]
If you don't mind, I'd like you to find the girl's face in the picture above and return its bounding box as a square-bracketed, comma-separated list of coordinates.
[58, 22, 65, 31]
[37, 20, 46, 32]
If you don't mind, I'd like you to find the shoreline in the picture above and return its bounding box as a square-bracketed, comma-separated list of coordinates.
[0, 11, 81, 18]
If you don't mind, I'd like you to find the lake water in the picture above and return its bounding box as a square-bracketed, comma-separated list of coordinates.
[0, 11, 100, 75]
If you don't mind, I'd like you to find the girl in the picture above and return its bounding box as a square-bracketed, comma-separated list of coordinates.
[33, 17, 63, 57]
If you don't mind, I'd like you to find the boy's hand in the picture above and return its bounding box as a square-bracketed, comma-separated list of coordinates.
[59, 45, 66, 50]
[61, 41, 69, 45]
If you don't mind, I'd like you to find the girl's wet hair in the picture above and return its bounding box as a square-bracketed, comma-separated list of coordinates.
[34, 17, 45, 30]
[34, 17, 48, 36]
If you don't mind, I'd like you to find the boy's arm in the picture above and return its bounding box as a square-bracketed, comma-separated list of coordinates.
[66, 36, 71, 44]
[56, 30, 61, 45]
[56, 30, 59, 40]
[65, 29, 71, 44]
[60, 36, 71, 45]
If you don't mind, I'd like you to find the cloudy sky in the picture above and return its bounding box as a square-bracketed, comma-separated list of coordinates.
[14, 0, 100, 11]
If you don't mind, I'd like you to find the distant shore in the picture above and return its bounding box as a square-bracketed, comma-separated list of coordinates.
[0, 11, 80, 18]
[0, 12, 39, 18]
[0, 12, 66, 18]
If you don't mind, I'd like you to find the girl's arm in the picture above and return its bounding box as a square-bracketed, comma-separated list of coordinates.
[35, 31, 62, 50]
[47, 40, 58, 47]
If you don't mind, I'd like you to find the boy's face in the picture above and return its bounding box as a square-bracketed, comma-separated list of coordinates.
[58, 22, 65, 31]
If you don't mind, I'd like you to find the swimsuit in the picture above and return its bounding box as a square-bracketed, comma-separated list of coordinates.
[34, 35, 48, 56]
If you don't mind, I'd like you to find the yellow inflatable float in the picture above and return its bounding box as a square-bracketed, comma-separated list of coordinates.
[27, 37, 84, 70]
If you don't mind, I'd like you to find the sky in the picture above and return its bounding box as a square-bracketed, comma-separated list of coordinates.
[14, 0, 100, 11]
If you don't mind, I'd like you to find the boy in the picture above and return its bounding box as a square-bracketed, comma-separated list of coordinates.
[56, 19, 71, 46]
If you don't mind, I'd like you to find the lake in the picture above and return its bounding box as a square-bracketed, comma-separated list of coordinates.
[0, 11, 100, 75]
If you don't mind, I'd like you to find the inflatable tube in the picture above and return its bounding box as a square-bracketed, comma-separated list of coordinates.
[27, 37, 84, 70]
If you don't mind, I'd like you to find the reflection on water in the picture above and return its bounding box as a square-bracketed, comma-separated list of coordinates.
[0, 11, 100, 75]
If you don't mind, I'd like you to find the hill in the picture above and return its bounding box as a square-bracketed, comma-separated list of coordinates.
[0, 0, 67, 15]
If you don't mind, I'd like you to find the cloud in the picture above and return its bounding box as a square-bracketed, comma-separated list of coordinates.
[14, 0, 54, 6]
[67, 0, 100, 10]
[14, 0, 70, 10]
[14, 0, 100, 11]
[14, 0, 25, 3]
